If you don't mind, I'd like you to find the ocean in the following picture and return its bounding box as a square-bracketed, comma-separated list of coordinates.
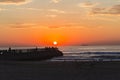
[1, 46, 120, 61]
[53, 46, 120, 61]
[1, 45, 120, 53]
[59, 46, 120, 53]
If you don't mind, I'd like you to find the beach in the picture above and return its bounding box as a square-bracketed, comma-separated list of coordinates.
[1, 46, 120, 80]
[1, 61, 120, 80]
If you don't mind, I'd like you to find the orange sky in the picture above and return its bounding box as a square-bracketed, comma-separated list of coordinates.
[0, 0, 120, 46]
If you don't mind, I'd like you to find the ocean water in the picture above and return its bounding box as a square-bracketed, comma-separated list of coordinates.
[1, 46, 120, 61]
[59, 46, 120, 53]
[1, 46, 120, 53]
[51, 46, 120, 61]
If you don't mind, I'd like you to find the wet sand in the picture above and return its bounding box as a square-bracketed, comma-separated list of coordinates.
[0, 61, 120, 80]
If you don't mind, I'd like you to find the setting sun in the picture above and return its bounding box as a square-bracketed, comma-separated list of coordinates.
[53, 41, 58, 45]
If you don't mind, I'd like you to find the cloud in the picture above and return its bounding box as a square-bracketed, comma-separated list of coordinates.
[18, 8, 42, 11]
[46, 9, 66, 18]
[117, 0, 120, 2]
[50, 0, 61, 3]
[48, 26, 61, 28]
[48, 9, 66, 14]
[9, 23, 92, 29]
[46, 14, 57, 18]
[0, 8, 6, 11]
[48, 23, 84, 29]
[91, 4, 120, 15]
[10, 23, 37, 28]
[0, 0, 32, 5]
[78, 2, 98, 8]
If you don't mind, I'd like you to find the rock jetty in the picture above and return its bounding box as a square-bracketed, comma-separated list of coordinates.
[0, 47, 63, 61]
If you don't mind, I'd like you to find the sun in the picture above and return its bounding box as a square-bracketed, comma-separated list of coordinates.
[53, 41, 58, 45]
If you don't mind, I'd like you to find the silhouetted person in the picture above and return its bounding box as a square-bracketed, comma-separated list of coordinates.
[35, 47, 38, 51]
[8, 47, 12, 52]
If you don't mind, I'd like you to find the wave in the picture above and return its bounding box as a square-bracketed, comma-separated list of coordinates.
[50, 52, 120, 62]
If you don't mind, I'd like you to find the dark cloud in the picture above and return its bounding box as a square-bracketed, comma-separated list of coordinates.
[0, 0, 31, 5]
[91, 4, 120, 15]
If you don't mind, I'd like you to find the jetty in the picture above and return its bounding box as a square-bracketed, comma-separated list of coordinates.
[0, 47, 63, 61]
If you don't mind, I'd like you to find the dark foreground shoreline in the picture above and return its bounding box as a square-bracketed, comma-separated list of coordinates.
[1, 61, 120, 80]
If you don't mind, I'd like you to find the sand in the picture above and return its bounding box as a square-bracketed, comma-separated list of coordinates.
[0, 61, 120, 80]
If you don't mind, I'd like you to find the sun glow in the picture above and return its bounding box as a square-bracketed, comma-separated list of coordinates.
[53, 41, 58, 45]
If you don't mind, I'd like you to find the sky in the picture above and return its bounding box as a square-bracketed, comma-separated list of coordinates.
[0, 0, 120, 46]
